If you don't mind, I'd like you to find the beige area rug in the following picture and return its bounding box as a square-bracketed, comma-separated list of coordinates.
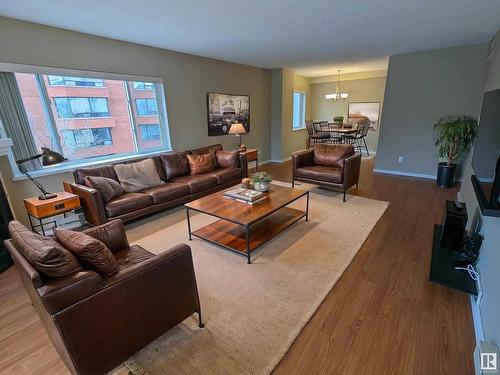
[124, 181, 389, 375]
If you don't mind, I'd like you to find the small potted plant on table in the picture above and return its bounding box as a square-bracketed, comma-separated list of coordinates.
[434, 115, 477, 188]
[251, 171, 272, 192]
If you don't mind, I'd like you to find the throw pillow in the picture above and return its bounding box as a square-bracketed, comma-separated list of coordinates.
[54, 228, 118, 276]
[160, 152, 190, 180]
[8, 221, 82, 278]
[187, 153, 216, 175]
[114, 158, 164, 192]
[84, 176, 124, 202]
[216, 150, 240, 169]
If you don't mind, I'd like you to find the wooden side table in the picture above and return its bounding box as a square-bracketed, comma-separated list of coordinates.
[24, 192, 81, 235]
[240, 148, 258, 171]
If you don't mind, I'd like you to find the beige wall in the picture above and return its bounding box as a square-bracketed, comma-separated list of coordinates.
[311, 76, 386, 153]
[375, 43, 489, 177]
[270, 69, 311, 160]
[0, 16, 272, 225]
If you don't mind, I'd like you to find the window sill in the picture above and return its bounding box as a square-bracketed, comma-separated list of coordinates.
[12, 149, 171, 181]
[292, 127, 306, 132]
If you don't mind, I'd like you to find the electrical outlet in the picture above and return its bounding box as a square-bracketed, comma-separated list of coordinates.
[398, 156, 404, 163]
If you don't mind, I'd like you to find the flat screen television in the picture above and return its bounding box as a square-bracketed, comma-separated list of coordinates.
[471, 88, 500, 216]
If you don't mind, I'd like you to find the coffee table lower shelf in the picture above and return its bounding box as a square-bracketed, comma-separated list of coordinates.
[189, 207, 306, 263]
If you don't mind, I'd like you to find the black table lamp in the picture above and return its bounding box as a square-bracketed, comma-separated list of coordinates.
[16, 147, 67, 200]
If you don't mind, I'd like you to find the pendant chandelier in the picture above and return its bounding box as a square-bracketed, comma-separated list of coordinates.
[325, 69, 348, 102]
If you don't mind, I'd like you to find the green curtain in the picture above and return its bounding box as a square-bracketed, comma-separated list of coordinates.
[0, 72, 41, 171]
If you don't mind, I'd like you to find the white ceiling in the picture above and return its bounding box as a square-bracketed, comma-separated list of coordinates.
[0, 0, 499, 77]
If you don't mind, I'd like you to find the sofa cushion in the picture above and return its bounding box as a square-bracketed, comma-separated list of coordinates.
[313, 144, 355, 168]
[211, 168, 242, 184]
[8, 221, 82, 278]
[296, 165, 343, 184]
[73, 165, 118, 185]
[112, 245, 155, 272]
[170, 174, 218, 194]
[114, 158, 164, 192]
[54, 228, 118, 276]
[216, 150, 240, 169]
[84, 176, 125, 203]
[83, 219, 129, 253]
[105, 193, 153, 218]
[160, 152, 190, 180]
[141, 183, 189, 204]
[187, 153, 216, 175]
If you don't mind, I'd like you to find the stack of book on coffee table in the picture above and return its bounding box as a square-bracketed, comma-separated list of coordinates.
[223, 188, 267, 205]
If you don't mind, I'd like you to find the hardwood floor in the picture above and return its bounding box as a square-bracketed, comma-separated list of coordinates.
[0, 158, 475, 374]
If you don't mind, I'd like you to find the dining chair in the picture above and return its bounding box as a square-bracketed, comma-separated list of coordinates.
[306, 120, 329, 147]
[343, 119, 370, 155]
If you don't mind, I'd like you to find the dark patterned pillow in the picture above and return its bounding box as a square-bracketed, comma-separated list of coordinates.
[8, 221, 82, 278]
[54, 228, 118, 276]
[84, 176, 124, 202]
[216, 150, 240, 169]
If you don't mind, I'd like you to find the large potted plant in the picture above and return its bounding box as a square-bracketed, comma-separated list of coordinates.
[434, 115, 477, 188]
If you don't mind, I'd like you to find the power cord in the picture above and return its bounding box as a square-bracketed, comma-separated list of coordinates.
[454, 264, 479, 281]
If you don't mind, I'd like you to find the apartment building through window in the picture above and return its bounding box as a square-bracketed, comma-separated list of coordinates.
[11, 72, 171, 168]
[135, 98, 158, 116]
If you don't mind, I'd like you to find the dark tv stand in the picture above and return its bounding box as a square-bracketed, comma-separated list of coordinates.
[471, 174, 500, 217]
[429, 224, 477, 295]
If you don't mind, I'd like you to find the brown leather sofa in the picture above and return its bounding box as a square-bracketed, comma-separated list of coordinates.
[5, 219, 203, 375]
[69, 144, 247, 225]
[292, 144, 361, 201]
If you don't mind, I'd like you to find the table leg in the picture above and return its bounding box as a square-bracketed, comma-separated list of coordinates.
[28, 214, 35, 232]
[186, 208, 192, 240]
[39, 218, 45, 236]
[255, 159, 258, 171]
[306, 192, 310, 222]
[246, 225, 251, 264]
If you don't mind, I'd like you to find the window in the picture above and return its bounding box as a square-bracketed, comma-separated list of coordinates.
[63, 128, 112, 149]
[292, 91, 306, 130]
[135, 98, 158, 116]
[13, 72, 171, 169]
[140, 124, 160, 141]
[54, 97, 110, 118]
[48, 75, 104, 87]
[132, 81, 154, 90]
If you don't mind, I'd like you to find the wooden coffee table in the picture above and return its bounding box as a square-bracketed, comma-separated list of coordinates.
[184, 185, 309, 263]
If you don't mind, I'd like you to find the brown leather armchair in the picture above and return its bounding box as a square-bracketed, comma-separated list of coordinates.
[5, 219, 203, 375]
[292, 144, 361, 202]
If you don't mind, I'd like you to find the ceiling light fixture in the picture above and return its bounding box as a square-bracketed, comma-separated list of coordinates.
[325, 69, 348, 102]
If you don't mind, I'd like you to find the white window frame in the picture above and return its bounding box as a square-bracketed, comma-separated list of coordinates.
[292, 91, 306, 131]
[0, 62, 172, 179]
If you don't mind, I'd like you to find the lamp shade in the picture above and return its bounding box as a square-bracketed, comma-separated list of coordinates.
[41, 147, 67, 166]
[228, 123, 247, 135]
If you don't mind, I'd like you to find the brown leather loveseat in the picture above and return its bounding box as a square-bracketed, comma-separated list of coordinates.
[292, 144, 361, 201]
[5, 219, 203, 375]
[69, 144, 247, 225]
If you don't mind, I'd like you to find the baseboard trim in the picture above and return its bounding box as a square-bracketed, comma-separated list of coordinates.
[373, 168, 435, 180]
[268, 156, 292, 163]
[470, 295, 485, 343]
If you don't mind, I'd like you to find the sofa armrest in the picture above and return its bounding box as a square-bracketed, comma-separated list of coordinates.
[343, 153, 361, 188]
[292, 149, 314, 176]
[38, 270, 103, 315]
[83, 219, 129, 253]
[239, 152, 248, 177]
[52, 244, 202, 375]
[69, 182, 107, 226]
